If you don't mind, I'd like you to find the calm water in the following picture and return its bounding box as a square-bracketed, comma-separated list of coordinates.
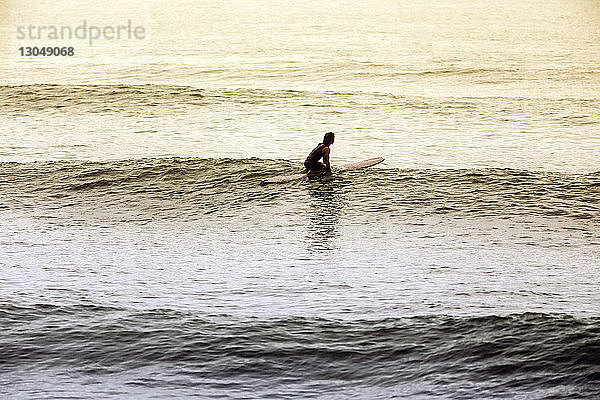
[1, 0, 600, 399]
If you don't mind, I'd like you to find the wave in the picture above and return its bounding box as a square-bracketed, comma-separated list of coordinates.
[2, 84, 599, 115]
[1, 303, 599, 397]
[352, 66, 520, 77]
[1, 158, 598, 221]
[0, 84, 308, 114]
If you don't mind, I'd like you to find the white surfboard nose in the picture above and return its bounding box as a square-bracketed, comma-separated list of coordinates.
[338, 157, 385, 171]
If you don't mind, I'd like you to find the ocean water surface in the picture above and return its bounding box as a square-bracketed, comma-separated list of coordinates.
[1, 0, 600, 398]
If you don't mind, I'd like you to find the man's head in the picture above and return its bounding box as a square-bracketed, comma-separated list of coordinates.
[323, 131, 335, 145]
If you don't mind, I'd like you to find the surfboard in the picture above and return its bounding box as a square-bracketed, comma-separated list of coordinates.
[262, 157, 384, 184]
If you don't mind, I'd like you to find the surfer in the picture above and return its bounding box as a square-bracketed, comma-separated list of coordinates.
[303, 132, 334, 176]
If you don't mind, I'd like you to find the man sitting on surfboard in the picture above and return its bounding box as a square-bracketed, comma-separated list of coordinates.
[303, 132, 334, 176]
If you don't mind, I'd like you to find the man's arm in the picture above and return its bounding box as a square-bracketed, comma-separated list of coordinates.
[322, 147, 331, 172]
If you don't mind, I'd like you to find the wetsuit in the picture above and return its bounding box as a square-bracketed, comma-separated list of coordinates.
[304, 143, 327, 171]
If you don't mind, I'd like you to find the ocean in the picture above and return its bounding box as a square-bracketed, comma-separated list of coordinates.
[1, 0, 600, 398]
